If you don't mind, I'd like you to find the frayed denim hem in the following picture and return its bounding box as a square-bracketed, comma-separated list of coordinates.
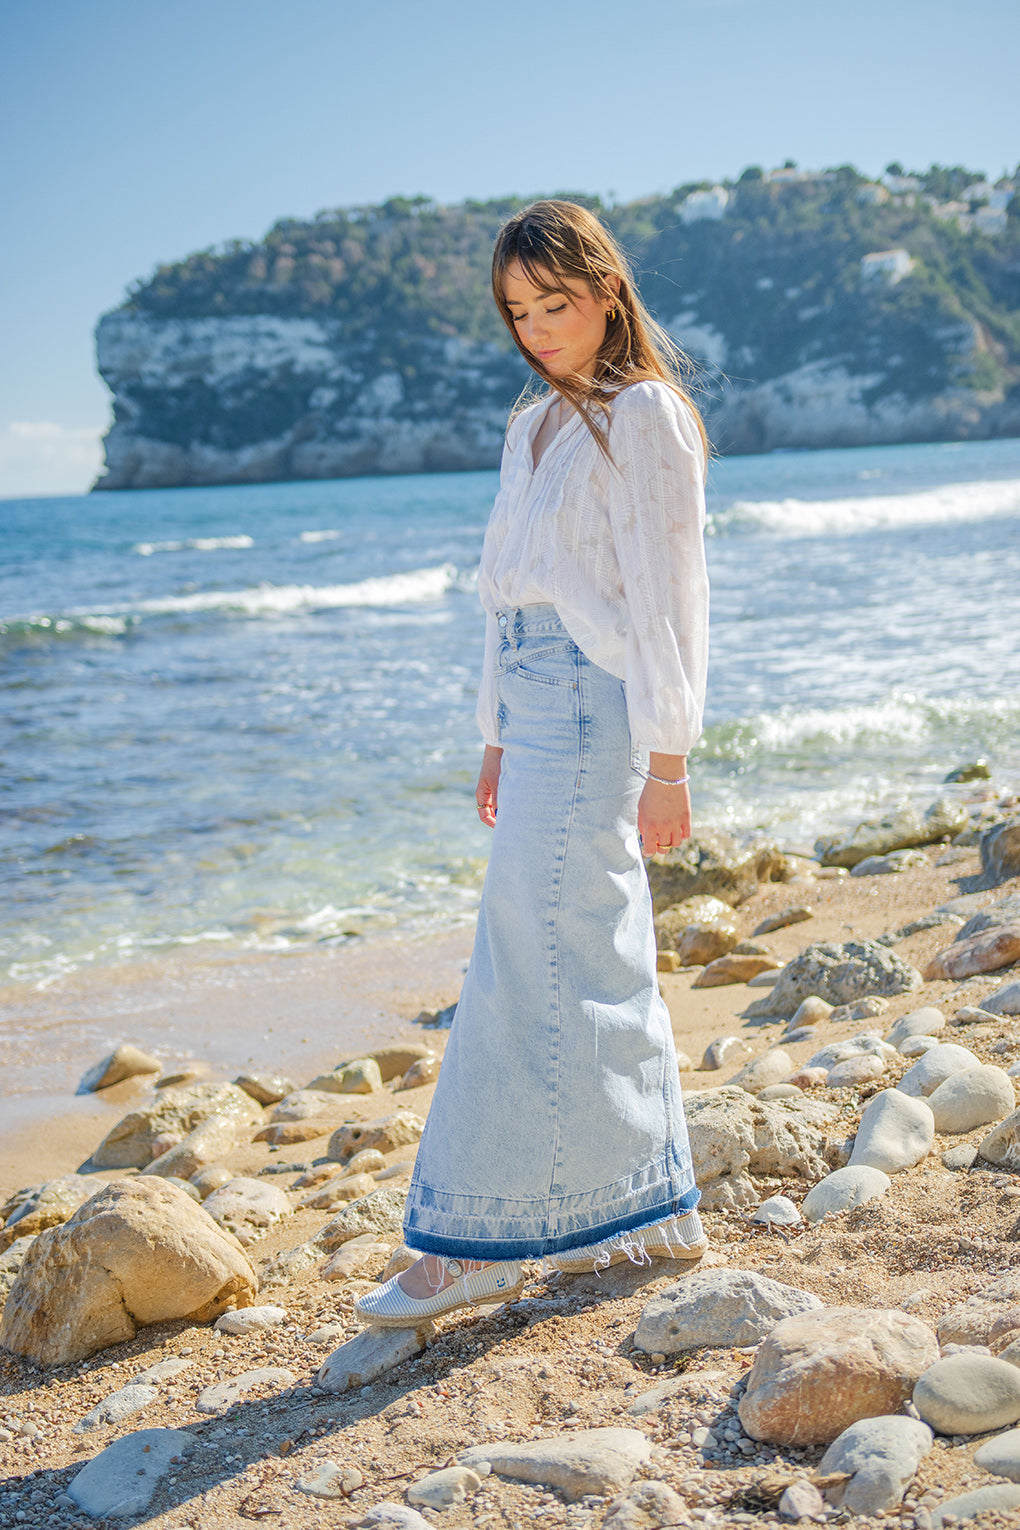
[403, 1183, 701, 1262]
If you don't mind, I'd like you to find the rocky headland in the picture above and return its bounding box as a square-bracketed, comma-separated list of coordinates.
[2, 782, 1020, 1530]
[93, 166, 1020, 490]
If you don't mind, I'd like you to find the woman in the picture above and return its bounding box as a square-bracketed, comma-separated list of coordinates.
[355, 200, 710, 1327]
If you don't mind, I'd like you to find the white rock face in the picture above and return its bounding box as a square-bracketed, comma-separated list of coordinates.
[974, 1426, 1020, 1480]
[848, 1089, 935, 1174]
[801, 1166, 891, 1223]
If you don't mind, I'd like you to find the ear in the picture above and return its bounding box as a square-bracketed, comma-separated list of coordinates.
[605, 274, 622, 311]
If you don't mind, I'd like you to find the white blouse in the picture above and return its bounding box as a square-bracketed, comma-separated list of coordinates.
[476, 379, 709, 755]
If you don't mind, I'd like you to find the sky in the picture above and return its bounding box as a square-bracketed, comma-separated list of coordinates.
[1, 0, 1017, 498]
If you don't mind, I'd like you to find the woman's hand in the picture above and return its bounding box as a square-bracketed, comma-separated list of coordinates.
[475, 745, 503, 828]
[638, 753, 691, 854]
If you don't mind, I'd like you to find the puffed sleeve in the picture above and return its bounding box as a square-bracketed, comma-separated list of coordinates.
[475, 609, 502, 746]
[605, 382, 709, 754]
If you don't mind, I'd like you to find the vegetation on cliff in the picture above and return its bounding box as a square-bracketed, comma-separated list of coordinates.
[123, 161, 1020, 407]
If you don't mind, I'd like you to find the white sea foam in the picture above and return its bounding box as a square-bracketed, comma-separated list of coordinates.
[132, 535, 255, 555]
[122, 562, 459, 619]
[708, 477, 1020, 537]
[300, 529, 344, 543]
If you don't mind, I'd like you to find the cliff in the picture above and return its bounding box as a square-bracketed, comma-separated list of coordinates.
[94, 169, 1020, 489]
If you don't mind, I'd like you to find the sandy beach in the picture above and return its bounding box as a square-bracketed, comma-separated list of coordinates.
[2, 801, 1020, 1528]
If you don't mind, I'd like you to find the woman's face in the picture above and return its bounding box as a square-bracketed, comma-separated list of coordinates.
[502, 259, 613, 382]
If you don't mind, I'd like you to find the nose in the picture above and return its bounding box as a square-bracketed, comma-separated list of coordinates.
[521, 314, 547, 350]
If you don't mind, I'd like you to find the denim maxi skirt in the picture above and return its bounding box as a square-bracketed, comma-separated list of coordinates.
[403, 605, 703, 1262]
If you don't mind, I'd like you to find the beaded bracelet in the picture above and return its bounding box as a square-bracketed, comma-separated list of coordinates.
[645, 771, 691, 787]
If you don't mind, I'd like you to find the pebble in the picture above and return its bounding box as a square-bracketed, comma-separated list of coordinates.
[818, 1415, 933, 1514]
[758, 1082, 802, 1100]
[74, 1382, 158, 1432]
[974, 1426, 1020, 1479]
[407, 1465, 485, 1509]
[78, 1044, 161, 1093]
[789, 996, 834, 1028]
[801, 1166, 891, 1223]
[357, 1505, 432, 1529]
[852, 849, 929, 875]
[900, 1035, 943, 1057]
[913, 1353, 1020, 1434]
[942, 1144, 978, 1171]
[726, 1048, 794, 1095]
[954, 1005, 1001, 1025]
[927, 1065, 1016, 1134]
[754, 906, 814, 936]
[930, 1484, 1020, 1526]
[808, 1033, 891, 1070]
[135, 1357, 194, 1383]
[316, 1323, 433, 1392]
[603, 1480, 691, 1530]
[829, 995, 891, 1023]
[321, 1240, 392, 1281]
[67, 1427, 195, 1517]
[345, 1148, 387, 1174]
[296, 1461, 366, 1498]
[886, 1008, 946, 1047]
[751, 1197, 802, 1228]
[977, 1106, 1020, 1170]
[898, 1044, 983, 1098]
[826, 1054, 885, 1088]
[982, 980, 1020, 1017]
[778, 1479, 826, 1520]
[458, 1428, 651, 1502]
[214, 1304, 288, 1335]
[196, 1367, 296, 1414]
[233, 1071, 296, 1105]
[700, 1035, 750, 1070]
[848, 1088, 935, 1174]
[635, 1268, 821, 1354]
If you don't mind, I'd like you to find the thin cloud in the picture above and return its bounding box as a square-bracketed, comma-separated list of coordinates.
[0, 421, 103, 500]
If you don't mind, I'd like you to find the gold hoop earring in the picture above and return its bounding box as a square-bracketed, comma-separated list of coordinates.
[607, 307, 617, 322]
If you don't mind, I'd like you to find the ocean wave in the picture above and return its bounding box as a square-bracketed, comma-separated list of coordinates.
[300, 529, 344, 543]
[0, 612, 132, 652]
[132, 535, 255, 555]
[708, 478, 1020, 537]
[700, 691, 1020, 762]
[127, 562, 459, 618]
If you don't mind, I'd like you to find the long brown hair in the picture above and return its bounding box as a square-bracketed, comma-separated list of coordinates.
[492, 199, 710, 467]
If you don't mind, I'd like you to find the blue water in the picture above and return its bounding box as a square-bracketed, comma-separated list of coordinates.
[2, 436, 1020, 988]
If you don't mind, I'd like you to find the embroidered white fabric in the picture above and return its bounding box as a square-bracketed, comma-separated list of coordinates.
[476, 379, 709, 754]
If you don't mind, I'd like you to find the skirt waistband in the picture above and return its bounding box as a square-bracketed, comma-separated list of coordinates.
[494, 603, 566, 642]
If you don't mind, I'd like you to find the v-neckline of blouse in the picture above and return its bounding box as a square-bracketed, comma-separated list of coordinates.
[527, 395, 583, 477]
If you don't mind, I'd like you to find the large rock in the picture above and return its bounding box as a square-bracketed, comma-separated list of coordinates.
[314, 1187, 408, 1252]
[818, 1416, 933, 1515]
[913, 1353, 1020, 1435]
[924, 921, 1020, 981]
[981, 818, 1020, 883]
[974, 1426, 1020, 1481]
[726, 1049, 794, 1095]
[78, 1044, 162, 1093]
[886, 1008, 945, 1048]
[316, 1324, 432, 1391]
[801, 1166, 890, 1223]
[938, 1273, 1020, 1348]
[233, 1071, 296, 1105]
[848, 1089, 934, 1173]
[815, 798, 968, 869]
[91, 1082, 264, 1169]
[307, 1059, 384, 1095]
[898, 1043, 982, 1097]
[327, 1111, 425, 1164]
[746, 940, 922, 1018]
[956, 894, 1020, 943]
[0, 1178, 257, 1366]
[458, 1429, 652, 1502]
[931, 1485, 1020, 1527]
[0, 1178, 94, 1252]
[682, 1087, 835, 1210]
[738, 1307, 939, 1446]
[0, 1238, 35, 1309]
[927, 1066, 1015, 1134]
[68, 1427, 195, 1518]
[978, 1107, 1020, 1170]
[645, 831, 785, 912]
[635, 1269, 821, 1354]
[693, 953, 781, 987]
[654, 895, 736, 956]
[201, 1178, 292, 1245]
[982, 981, 1020, 1017]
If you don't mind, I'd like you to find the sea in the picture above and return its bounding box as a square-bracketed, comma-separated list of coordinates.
[2, 435, 1020, 995]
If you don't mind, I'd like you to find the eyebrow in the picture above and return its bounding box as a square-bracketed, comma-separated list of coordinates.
[506, 288, 565, 307]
